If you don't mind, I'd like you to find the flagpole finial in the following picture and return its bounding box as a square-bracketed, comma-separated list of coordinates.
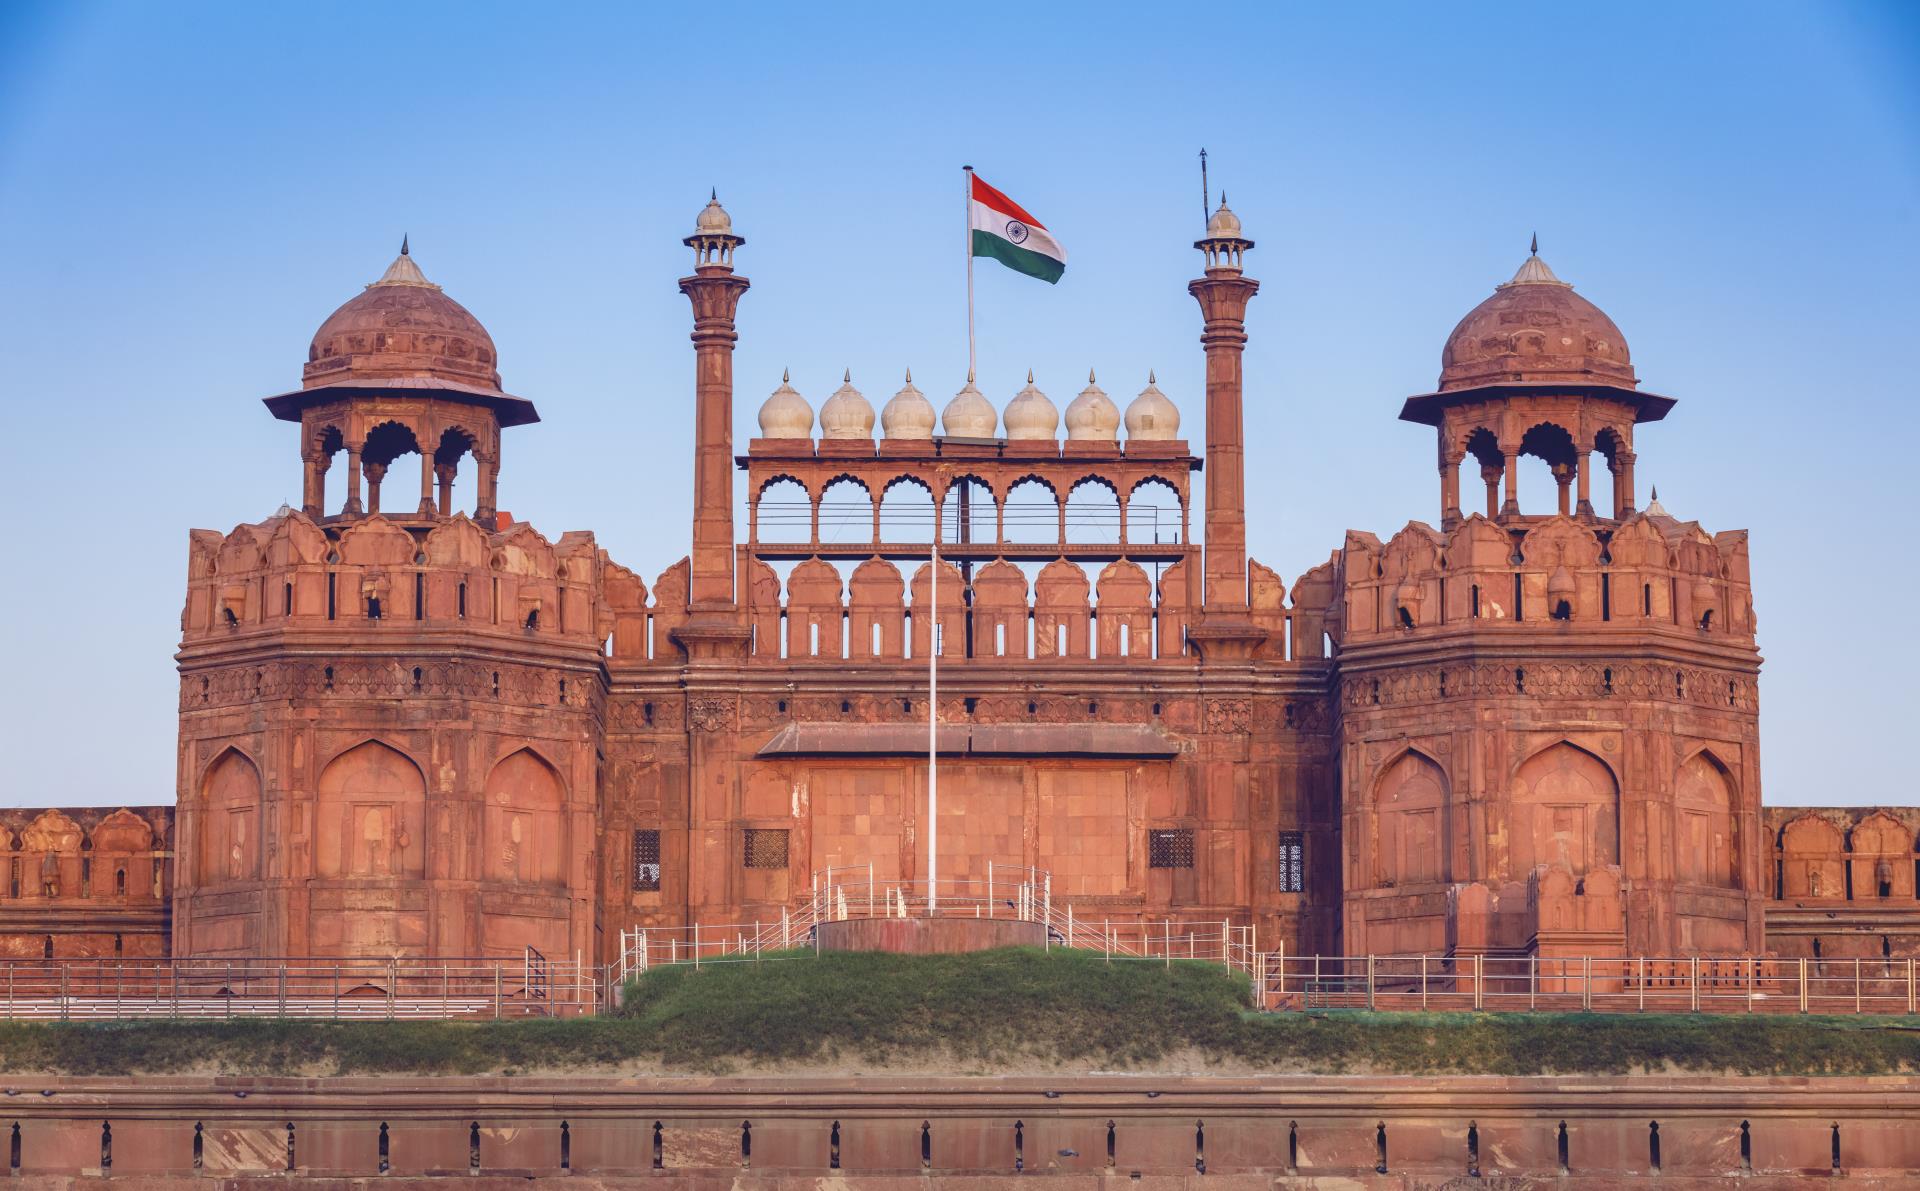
[400, 234, 409, 256]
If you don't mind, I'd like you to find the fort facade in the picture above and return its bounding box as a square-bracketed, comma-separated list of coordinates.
[4, 196, 1911, 969]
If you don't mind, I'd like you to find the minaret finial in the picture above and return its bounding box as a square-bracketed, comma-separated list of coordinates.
[782, 367, 789, 383]
[1088, 367, 1096, 384]
[711, 187, 717, 201]
[1148, 368, 1157, 384]
[1530, 231, 1538, 256]
[1026, 368, 1034, 384]
[904, 367, 912, 383]
[1651, 484, 1659, 501]
[843, 367, 851, 383]
[400, 233, 409, 256]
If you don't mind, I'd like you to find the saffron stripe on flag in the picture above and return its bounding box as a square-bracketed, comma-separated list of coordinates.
[970, 175, 1048, 228]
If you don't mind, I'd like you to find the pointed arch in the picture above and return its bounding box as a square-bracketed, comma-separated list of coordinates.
[1674, 749, 1738, 889]
[1372, 748, 1450, 886]
[1509, 741, 1619, 879]
[483, 747, 567, 887]
[315, 740, 426, 880]
[197, 747, 262, 885]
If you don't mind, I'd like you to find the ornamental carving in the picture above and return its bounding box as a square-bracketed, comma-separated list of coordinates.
[689, 697, 736, 733]
[1204, 698, 1253, 734]
[181, 659, 603, 713]
[1339, 662, 1757, 714]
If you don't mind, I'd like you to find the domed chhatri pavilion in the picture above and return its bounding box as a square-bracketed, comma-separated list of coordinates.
[8, 195, 1912, 969]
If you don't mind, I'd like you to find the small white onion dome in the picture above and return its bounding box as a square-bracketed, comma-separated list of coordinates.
[942, 375, 998, 438]
[1206, 195, 1242, 238]
[1124, 371, 1181, 440]
[694, 190, 732, 235]
[1003, 370, 1059, 441]
[818, 369, 876, 439]
[757, 369, 814, 438]
[881, 369, 937, 439]
[1064, 368, 1120, 442]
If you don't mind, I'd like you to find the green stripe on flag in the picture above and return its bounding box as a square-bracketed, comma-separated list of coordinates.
[972, 229, 1064, 284]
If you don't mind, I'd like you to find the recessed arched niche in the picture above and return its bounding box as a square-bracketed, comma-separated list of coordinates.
[1509, 743, 1618, 879]
[315, 741, 426, 880]
[483, 749, 567, 888]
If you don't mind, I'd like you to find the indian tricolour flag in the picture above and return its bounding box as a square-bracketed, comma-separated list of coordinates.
[969, 173, 1066, 283]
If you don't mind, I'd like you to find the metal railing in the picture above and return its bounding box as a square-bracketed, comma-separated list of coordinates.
[0, 951, 598, 1021]
[614, 864, 1260, 986]
[1256, 952, 1920, 1015]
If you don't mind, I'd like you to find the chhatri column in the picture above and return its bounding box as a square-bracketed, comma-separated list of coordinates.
[474, 451, 499, 530]
[342, 438, 365, 516]
[678, 193, 750, 612]
[1187, 198, 1259, 614]
[1613, 449, 1637, 517]
[364, 461, 386, 516]
[301, 449, 327, 519]
[418, 449, 436, 516]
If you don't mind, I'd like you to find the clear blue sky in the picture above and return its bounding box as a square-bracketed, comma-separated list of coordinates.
[1, 2, 1915, 806]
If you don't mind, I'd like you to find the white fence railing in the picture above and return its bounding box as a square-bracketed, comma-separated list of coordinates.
[0, 950, 598, 1020]
[614, 865, 1260, 987]
[1255, 952, 1920, 1015]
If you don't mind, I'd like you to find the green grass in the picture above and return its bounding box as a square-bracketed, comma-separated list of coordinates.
[0, 948, 1914, 1077]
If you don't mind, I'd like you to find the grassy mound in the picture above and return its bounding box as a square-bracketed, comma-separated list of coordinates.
[0, 948, 1914, 1077]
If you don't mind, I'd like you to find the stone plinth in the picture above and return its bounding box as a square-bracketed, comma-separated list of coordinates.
[815, 916, 1045, 954]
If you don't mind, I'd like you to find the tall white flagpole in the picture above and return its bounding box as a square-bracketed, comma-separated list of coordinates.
[963, 164, 976, 382]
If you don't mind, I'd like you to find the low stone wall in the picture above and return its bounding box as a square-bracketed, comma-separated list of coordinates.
[0, 1073, 1913, 1186]
[815, 916, 1046, 954]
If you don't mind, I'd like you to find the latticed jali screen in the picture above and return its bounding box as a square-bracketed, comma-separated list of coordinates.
[1148, 828, 1195, 869]
[743, 828, 790, 869]
[631, 829, 661, 891]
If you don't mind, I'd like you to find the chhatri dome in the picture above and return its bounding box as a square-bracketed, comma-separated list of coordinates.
[1205, 194, 1242, 239]
[1064, 369, 1120, 442]
[1438, 238, 1636, 392]
[693, 190, 733, 235]
[881, 370, 937, 439]
[756, 369, 813, 439]
[819, 370, 876, 439]
[942, 375, 998, 438]
[1003, 371, 1060, 440]
[303, 238, 502, 393]
[1124, 371, 1180, 440]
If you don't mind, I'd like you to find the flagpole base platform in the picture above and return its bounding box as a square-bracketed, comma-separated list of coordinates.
[815, 917, 1046, 955]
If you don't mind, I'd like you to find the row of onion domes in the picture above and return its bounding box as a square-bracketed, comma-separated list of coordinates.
[757, 370, 1180, 442]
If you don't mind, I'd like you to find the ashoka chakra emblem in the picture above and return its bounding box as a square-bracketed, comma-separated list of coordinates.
[1004, 219, 1030, 245]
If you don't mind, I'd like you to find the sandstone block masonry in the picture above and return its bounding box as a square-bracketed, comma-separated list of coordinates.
[1, 199, 1904, 966]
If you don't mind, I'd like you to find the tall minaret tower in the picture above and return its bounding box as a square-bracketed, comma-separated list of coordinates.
[679, 194, 749, 619]
[1185, 197, 1265, 659]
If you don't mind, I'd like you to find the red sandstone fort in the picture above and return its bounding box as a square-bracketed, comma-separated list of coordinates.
[9, 196, 1913, 972]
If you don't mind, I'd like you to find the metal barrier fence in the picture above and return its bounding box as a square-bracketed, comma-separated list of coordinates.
[1256, 952, 1920, 1015]
[613, 866, 1260, 985]
[0, 951, 598, 1021]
